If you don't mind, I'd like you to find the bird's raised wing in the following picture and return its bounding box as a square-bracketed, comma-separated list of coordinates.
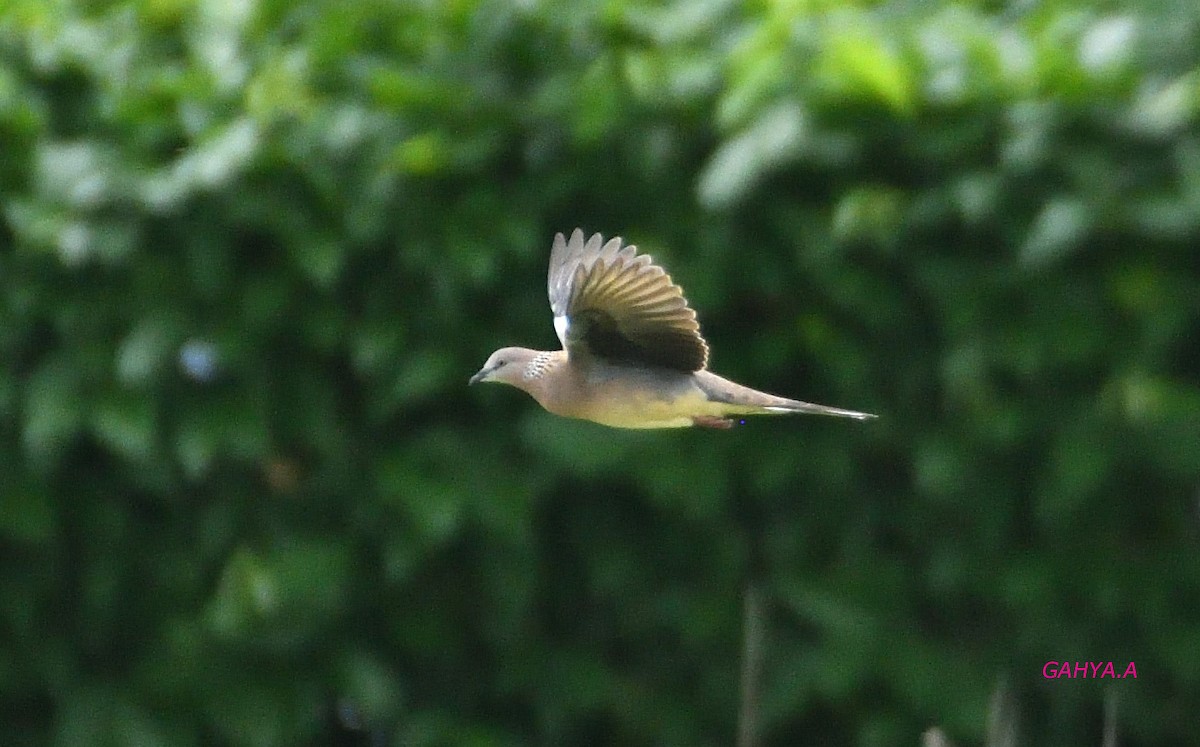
[547, 229, 709, 372]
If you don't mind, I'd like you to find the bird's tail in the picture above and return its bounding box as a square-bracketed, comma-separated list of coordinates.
[764, 400, 876, 420]
[696, 371, 876, 421]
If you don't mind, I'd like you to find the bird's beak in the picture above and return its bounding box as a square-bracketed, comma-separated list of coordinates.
[468, 366, 492, 385]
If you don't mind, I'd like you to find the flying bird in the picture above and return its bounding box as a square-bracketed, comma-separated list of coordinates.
[470, 229, 876, 429]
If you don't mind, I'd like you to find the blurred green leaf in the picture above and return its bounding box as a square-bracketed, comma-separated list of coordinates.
[90, 391, 157, 463]
[22, 357, 83, 468]
[1018, 197, 1091, 268]
[698, 102, 807, 208]
[819, 20, 916, 113]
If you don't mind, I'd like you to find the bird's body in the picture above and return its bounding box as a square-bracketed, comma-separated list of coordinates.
[471, 230, 875, 429]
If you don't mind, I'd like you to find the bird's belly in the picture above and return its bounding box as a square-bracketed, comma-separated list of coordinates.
[591, 412, 696, 429]
[571, 386, 711, 429]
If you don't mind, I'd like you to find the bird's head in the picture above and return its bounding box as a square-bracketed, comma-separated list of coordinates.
[469, 347, 540, 387]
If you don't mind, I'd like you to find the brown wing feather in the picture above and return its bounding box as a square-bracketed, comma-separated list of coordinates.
[547, 229, 709, 372]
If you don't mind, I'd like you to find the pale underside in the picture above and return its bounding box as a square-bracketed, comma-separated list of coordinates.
[521, 351, 809, 429]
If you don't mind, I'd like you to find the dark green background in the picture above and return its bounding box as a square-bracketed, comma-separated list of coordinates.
[2, 1, 1198, 745]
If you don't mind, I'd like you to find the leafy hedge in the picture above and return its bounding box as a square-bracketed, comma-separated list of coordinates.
[2, 1, 1198, 745]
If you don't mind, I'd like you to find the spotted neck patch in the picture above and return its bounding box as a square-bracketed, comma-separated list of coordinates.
[524, 351, 555, 380]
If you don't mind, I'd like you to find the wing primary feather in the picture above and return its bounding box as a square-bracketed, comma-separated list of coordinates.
[547, 229, 709, 372]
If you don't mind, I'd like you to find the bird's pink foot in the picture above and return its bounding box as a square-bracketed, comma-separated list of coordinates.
[692, 416, 734, 429]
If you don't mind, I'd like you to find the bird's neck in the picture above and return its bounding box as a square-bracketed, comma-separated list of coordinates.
[516, 350, 575, 413]
[521, 350, 561, 382]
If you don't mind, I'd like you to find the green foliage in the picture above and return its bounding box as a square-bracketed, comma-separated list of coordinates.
[2, 0, 1199, 745]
